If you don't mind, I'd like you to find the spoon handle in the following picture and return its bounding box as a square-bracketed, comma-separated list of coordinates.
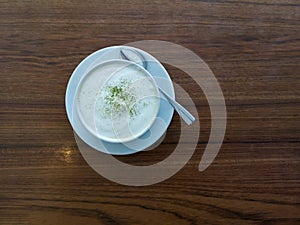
[158, 87, 195, 125]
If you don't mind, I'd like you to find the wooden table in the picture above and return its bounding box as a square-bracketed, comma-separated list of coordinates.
[1, 0, 299, 224]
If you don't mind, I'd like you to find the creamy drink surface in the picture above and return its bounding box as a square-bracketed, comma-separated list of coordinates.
[76, 60, 159, 142]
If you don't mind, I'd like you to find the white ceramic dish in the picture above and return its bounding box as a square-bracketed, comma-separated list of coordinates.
[75, 59, 160, 143]
[65, 46, 174, 155]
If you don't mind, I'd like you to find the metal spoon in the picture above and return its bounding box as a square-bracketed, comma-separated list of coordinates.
[120, 48, 195, 125]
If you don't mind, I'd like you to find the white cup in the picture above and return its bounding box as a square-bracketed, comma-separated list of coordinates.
[75, 59, 160, 143]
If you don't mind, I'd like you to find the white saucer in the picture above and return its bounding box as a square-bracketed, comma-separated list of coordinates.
[65, 46, 174, 155]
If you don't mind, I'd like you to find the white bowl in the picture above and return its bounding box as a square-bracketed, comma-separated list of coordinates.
[75, 59, 160, 143]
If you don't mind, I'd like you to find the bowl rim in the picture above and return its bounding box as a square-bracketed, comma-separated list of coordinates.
[74, 59, 160, 143]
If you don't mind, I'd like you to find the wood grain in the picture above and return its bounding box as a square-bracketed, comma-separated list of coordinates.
[0, 0, 299, 224]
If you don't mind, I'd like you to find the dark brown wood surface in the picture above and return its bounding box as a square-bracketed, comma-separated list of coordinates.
[1, 0, 299, 224]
